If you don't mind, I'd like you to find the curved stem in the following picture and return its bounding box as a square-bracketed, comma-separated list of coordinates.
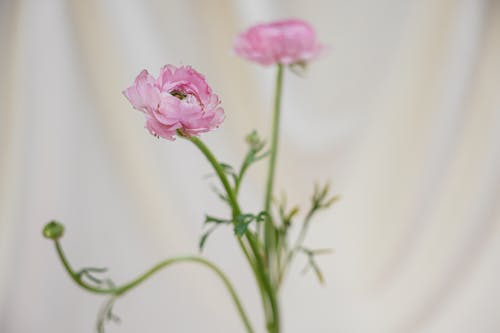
[186, 136, 257, 280]
[186, 135, 280, 332]
[54, 240, 255, 333]
[264, 64, 284, 273]
[187, 136, 239, 216]
[55, 241, 110, 294]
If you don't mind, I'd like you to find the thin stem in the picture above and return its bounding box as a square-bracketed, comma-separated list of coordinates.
[292, 209, 315, 256]
[264, 64, 284, 272]
[247, 232, 280, 333]
[234, 155, 252, 196]
[54, 241, 255, 333]
[55, 241, 110, 294]
[187, 136, 239, 214]
[186, 136, 256, 267]
[277, 209, 314, 286]
[185, 135, 280, 332]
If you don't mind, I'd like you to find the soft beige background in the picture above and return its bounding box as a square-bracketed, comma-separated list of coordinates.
[1, 0, 500, 332]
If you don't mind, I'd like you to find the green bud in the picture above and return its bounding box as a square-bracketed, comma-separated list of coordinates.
[43, 221, 65, 240]
[245, 130, 258, 145]
[245, 130, 264, 151]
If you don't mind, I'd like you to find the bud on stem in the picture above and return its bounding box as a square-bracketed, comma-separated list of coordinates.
[43, 221, 65, 240]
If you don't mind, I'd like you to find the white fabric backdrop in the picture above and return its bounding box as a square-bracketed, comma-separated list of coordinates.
[1, 0, 500, 332]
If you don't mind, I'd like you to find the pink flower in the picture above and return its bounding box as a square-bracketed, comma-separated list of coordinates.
[233, 19, 324, 66]
[123, 65, 224, 140]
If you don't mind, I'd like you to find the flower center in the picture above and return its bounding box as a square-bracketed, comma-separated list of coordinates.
[170, 90, 188, 100]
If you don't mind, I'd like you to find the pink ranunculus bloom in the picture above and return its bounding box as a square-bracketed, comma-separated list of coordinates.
[233, 19, 324, 66]
[123, 65, 224, 140]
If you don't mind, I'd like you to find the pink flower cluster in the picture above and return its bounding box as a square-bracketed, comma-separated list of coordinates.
[124, 19, 324, 140]
[123, 65, 224, 140]
[233, 19, 323, 66]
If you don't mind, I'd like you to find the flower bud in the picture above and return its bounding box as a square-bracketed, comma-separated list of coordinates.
[43, 221, 65, 240]
[245, 131, 261, 149]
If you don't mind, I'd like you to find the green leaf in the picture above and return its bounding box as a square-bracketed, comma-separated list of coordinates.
[253, 151, 270, 162]
[210, 185, 229, 203]
[310, 181, 339, 211]
[219, 163, 237, 178]
[310, 259, 325, 285]
[234, 214, 255, 236]
[256, 211, 269, 223]
[97, 296, 119, 333]
[234, 221, 249, 236]
[310, 248, 334, 255]
[323, 195, 340, 208]
[77, 267, 113, 287]
[199, 226, 217, 252]
[204, 215, 231, 225]
[299, 247, 331, 285]
[204, 162, 237, 188]
[199, 232, 209, 251]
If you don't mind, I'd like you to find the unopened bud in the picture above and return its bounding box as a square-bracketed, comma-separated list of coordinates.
[43, 221, 65, 240]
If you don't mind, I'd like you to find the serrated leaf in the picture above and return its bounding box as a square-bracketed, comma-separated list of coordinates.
[234, 214, 255, 236]
[82, 267, 108, 273]
[205, 215, 231, 225]
[97, 296, 119, 333]
[299, 247, 330, 285]
[254, 211, 268, 223]
[199, 225, 220, 252]
[78, 267, 111, 286]
[253, 151, 269, 161]
[103, 279, 115, 289]
[310, 259, 325, 285]
[237, 213, 255, 222]
[310, 248, 334, 255]
[198, 230, 211, 252]
[323, 195, 340, 208]
[219, 163, 236, 175]
[234, 221, 249, 236]
[210, 185, 229, 202]
[82, 271, 104, 285]
[219, 162, 233, 170]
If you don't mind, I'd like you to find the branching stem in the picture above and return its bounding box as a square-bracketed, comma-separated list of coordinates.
[53, 240, 255, 333]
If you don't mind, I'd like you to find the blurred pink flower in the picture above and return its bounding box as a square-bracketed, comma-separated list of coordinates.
[123, 65, 224, 140]
[234, 19, 324, 66]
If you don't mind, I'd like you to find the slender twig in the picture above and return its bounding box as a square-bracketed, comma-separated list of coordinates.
[277, 208, 315, 285]
[53, 240, 255, 333]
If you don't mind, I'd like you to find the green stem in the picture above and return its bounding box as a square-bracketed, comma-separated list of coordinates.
[55, 241, 109, 294]
[264, 64, 284, 275]
[247, 232, 280, 333]
[186, 135, 280, 333]
[187, 136, 239, 215]
[54, 240, 255, 333]
[278, 209, 314, 286]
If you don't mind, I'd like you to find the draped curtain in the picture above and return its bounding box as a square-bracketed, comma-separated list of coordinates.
[1, 0, 499, 332]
